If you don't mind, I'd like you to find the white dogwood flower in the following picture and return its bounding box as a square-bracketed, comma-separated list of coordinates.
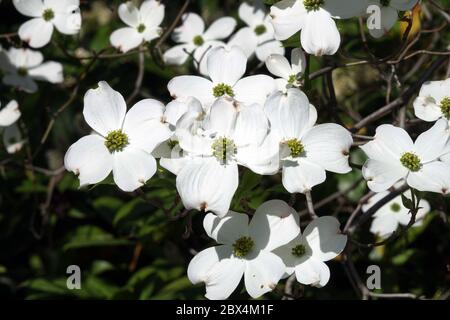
[274, 216, 347, 287]
[64, 81, 172, 192]
[367, 0, 418, 38]
[0, 47, 63, 93]
[230, 1, 285, 62]
[265, 88, 353, 194]
[168, 46, 276, 108]
[163, 12, 236, 74]
[265, 48, 306, 91]
[13, 0, 81, 48]
[188, 200, 300, 299]
[0, 100, 21, 128]
[361, 119, 450, 194]
[413, 78, 450, 122]
[110, 0, 164, 53]
[3, 124, 25, 154]
[175, 97, 279, 216]
[362, 187, 430, 239]
[269, 0, 367, 55]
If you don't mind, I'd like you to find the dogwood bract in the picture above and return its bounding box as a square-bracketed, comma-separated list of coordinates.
[269, 0, 366, 55]
[274, 216, 346, 287]
[361, 119, 450, 194]
[163, 12, 236, 75]
[188, 200, 300, 299]
[0, 100, 21, 128]
[175, 97, 279, 216]
[231, 1, 285, 62]
[265, 88, 353, 194]
[0, 100, 23, 154]
[13, 0, 81, 48]
[168, 46, 276, 108]
[0, 47, 63, 93]
[413, 78, 450, 122]
[64, 81, 172, 192]
[362, 187, 430, 239]
[367, 0, 418, 38]
[110, 0, 164, 53]
[266, 48, 306, 91]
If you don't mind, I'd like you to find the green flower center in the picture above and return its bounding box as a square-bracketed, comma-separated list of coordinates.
[137, 23, 146, 33]
[303, 0, 324, 11]
[167, 139, 178, 149]
[193, 35, 204, 46]
[17, 67, 28, 77]
[42, 8, 55, 21]
[400, 152, 421, 172]
[286, 138, 305, 157]
[211, 136, 236, 163]
[105, 130, 129, 153]
[288, 74, 297, 85]
[292, 244, 306, 257]
[440, 97, 450, 118]
[390, 202, 401, 212]
[212, 83, 234, 98]
[233, 236, 254, 258]
[254, 24, 267, 35]
[380, 0, 391, 6]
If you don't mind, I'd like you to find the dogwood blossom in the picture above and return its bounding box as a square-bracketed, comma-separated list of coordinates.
[13, 0, 81, 48]
[265, 48, 306, 91]
[265, 88, 353, 194]
[0, 47, 63, 93]
[269, 0, 367, 55]
[3, 124, 25, 154]
[362, 187, 430, 239]
[361, 119, 450, 194]
[0, 100, 21, 128]
[413, 78, 450, 122]
[64, 81, 172, 192]
[367, 0, 419, 38]
[163, 12, 236, 74]
[168, 46, 276, 108]
[274, 216, 347, 287]
[188, 200, 300, 299]
[230, 1, 284, 62]
[175, 97, 279, 216]
[110, 0, 164, 53]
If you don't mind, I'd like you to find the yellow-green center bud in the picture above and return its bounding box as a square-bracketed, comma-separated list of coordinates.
[167, 139, 178, 149]
[42, 8, 55, 21]
[105, 130, 129, 153]
[193, 35, 204, 46]
[400, 152, 421, 172]
[137, 23, 146, 33]
[292, 244, 306, 257]
[288, 74, 297, 85]
[390, 202, 401, 212]
[233, 236, 254, 258]
[286, 138, 305, 157]
[303, 0, 324, 11]
[440, 97, 450, 118]
[254, 24, 267, 35]
[212, 83, 234, 98]
[211, 136, 236, 163]
[17, 67, 28, 77]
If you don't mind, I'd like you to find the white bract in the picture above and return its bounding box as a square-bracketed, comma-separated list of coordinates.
[362, 187, 430, 239]
[274, 216, 347, 287]
[188, 200, 300, 299]
[0, 100, 21, 128]
[265, 88, 353, 194]
[361, 119, 450, 194]
[230, 1, 285, 62]
[13, 0, 81, 48]
[175, 97, 279, 217]
[269, 0, 367, 55]
[110, 0, 164, 53]
[265, 48, 306, 91]
[163, 12, 236, 75]
[0, 47, 63, 93]
[64, 81, 172, 192]
[0, 100, 23, 154]
[367, 0, 418, 38]
[413, 78, 450, 122]
[168, 46, 276, 108]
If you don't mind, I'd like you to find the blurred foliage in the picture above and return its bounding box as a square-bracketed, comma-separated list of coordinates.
[0, 0, 449, 300]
